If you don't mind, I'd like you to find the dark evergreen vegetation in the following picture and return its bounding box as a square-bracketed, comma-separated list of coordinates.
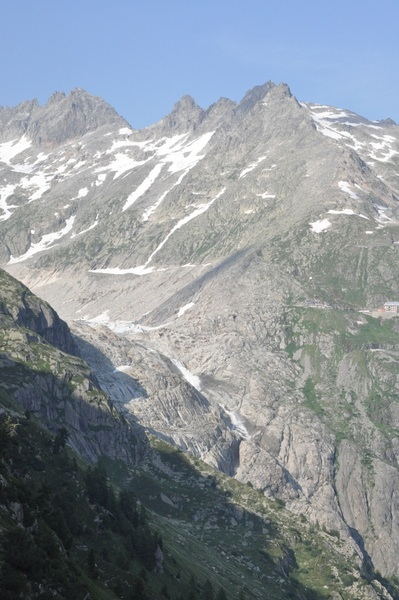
[0, 409, 233, 600]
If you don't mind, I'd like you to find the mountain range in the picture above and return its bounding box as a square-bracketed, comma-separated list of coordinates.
[1, 81, 399, 597]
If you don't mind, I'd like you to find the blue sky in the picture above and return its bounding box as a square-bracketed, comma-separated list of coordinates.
[2, 0, 399, 128]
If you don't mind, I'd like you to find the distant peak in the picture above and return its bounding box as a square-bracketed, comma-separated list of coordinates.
[45, 88, 116, 110]
[26, 88, 132, 146]
[47, 91, 66, 105]
[211, 97, 237, 110]
[178, 94, 197, 104]
[161, 94, 204, 132]
[45, 88, 104, 108]
[237, 81, 275, 112]
[69, 88, 99, 101]
[201, 97, 236, 125]
[172, 95, 202, 113]
[378, 117, 397, 126]
[237, 81, 292, 113]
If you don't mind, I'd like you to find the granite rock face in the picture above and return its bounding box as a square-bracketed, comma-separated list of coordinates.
[0, 268, 144, 465]
[1, 82, 399, 579]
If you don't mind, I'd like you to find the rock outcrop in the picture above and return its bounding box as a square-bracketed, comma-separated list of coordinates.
[0, 268, 144, 465]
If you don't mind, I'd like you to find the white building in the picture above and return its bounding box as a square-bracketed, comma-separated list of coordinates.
[384, 301, 399, 313]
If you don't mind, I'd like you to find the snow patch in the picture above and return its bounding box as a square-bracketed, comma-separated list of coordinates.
[310, 219, 332, 233]
[239, 156, 267, 179]
[369, 147, 398, 163]
[305, 105, 367, 148]
[18, 172, 52, 201]
[71, 217, 98, 238]
[142, 189, 170, 221]
[338, 181, 359, 200]
[165, 131, 214, 174]
[0, 183, 17, 221]
[308, 107, 351, 120]
[141, 170, 187, 221]
[328, 209, 355, 215]
[95, 173, 107, 186]
[0, 136, 32, 163]
[375, 205, 392, 224]
[113, 365, 132, 373]
[171, 358, 201, 391]
[102, 131, 214, 184]
[104, 153, 148, 179]
[71, 159, 87, 171]
[316, 126, 343, 140]
[219, 404, 250, 440]
[78, 187, 89, 198]
[123, 163, 164, 212]
[12, 152, 50, 174]
[328, 209, 369, 220]
[82, 315, 172, 339]
[256, 192, 276, 199]
[8, 216, 76, 263]
[177, 302, 195, 317]
[89, 311, 110, 324]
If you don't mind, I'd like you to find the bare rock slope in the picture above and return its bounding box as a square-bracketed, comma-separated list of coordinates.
[1, 82, 399, 580]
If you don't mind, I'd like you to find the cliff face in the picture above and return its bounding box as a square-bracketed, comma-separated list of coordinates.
[0, 268, 143, 465]
[1, 269, 76, 354]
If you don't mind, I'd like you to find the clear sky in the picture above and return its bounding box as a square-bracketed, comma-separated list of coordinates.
[2, 0, 399, 128]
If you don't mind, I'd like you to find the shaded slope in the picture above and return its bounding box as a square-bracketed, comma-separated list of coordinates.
[0, 268, 142, 464]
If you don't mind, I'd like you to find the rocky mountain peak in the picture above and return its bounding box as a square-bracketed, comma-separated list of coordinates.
[173, 94, 199, 110]
[0, 89, 130, 148]
[379, 117, 397, 126]
[203, 96, 236, 121]
[27, 88, 131, 146]
[0, 99, 39, 142]
[157, 94, 204, 133]
[236, 81, 293, 115]
[46, 91, 67, 105]
[236, 80, 275, 112]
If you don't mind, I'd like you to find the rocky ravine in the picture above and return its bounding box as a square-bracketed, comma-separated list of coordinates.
[1, 82, 399, 579]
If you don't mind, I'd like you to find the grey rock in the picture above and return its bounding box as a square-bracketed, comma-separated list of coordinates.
[1, 81, 399, 583]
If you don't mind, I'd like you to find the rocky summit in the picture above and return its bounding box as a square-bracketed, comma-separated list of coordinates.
[1, 81, 399, 588]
